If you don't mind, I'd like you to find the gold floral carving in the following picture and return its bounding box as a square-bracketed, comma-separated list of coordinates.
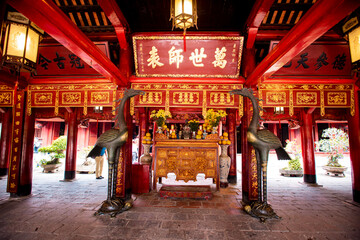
[320, 90, 325, 116]
[0, 85, 13, 90]
[266, 92, 286, 104]
[202, 90, 207, 117]
[296, 92, 317, 105]
[258, 89, 263, 116]
[27, 90, 31, 116]
[130, 98, 135, 116]
[90, 92, 109, 104]
[62, 92, 81, 104]
[165, 90, 170, 113]
[173, 92, 199, 105]
[0, 92, 12, 105]
[205, 134, 220, 140]
[139, 92, 162, 104]
[112, 90, 116, 115]
[289, 90, 294, 116]
[209, 93, 233, 105]
[34, 93, 53, 105]
[55, 91, 59, 116]
[154, 143, 218, 183]
[327, 92, 347, 105]
[84, 91, 88, 115]
[351, 88, 355, 116]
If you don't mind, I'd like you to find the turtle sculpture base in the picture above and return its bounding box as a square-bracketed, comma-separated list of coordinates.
[94, 198, 133, 218]
[243, 201, 280, 223]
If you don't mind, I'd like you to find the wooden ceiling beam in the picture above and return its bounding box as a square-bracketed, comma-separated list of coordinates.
[8, 0, 128, 86]
[246, 0, 360, 87]
[245, 0, 274, 49]
[97, 0, 130, 50]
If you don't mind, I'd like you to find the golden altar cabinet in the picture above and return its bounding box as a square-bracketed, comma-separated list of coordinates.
[153, 138, 220, 191]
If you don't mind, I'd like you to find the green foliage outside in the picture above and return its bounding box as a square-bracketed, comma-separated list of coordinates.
[284, 139, 303, 171]
[38, 136, 67, 165]
[316, 128, 349, 167]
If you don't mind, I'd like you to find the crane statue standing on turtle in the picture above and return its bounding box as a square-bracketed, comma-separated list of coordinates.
[230, 88, 291, 222]
[88, 88, 145, 217]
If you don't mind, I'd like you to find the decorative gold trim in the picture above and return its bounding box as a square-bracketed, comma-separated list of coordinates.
[112, 90, 116, 115]
[90, 92, 110, 104]
[296, 92, 317, 105]
[320, 90, 325, 116]
[289, 89, 293, 116]
[327, 92, 347, 105]
[34, 93, 53, 105]
[62, 92, 81, 105]
[83, 91, 88, 115]
[202, 90, 207, 118]
[130, 97, 134, 116]
[173, 92, 200, 105]
[165, 90, 170, 113]
[266, 92, 286, 104]
[55, 91, 59, 116]
[29, 84, 117, 91]
[209, 92, 233, 105]
[351, 88, 355, 116]
[239, 95, 243, 117]
[27, 90, 31, 116]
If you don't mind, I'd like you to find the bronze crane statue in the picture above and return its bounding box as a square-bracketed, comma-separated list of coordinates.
[88, 88, 145, 217]
[230, 88, 291, 222]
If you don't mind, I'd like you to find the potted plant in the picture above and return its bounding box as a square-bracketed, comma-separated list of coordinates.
[38, 136, 67, 173]
[279, 139, 303, 177]
[203, 109, 227, 134]
[316, 128, 349, 177]
[188, 119, 200, 138]
[150, 109, 172, 134]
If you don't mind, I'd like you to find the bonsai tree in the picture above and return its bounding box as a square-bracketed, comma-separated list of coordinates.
[316, 128, 349, 167]
[38, 136, 67, 165]
[283, 139, 303, 171]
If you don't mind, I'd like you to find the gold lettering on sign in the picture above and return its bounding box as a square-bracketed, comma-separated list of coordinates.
[189, 48, 207, 67]
[210, 93, 233, 105]
[266, 92, 286, 104]
[147, 46, 164, 68]
[0, 92, 11, 104]
[91, 92, 109, 104]
[213, 47, 227, 68]
[173, 92, 199, 105]
[327, 92, 347, 105]
[168, 46, 184, 69]
[296, 92, 317, 105]
[139, 92, 162, 104]
[62, 92, 81, 104]
[34, 93, 52, 105]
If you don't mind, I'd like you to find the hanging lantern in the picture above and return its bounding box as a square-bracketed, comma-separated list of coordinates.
[170, 0, 198, 51]
[2, 12, 43, 73]
[342, 15, 360, 72]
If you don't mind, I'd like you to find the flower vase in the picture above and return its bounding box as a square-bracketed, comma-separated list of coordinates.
[140, 144, 152, 165]
[219, 144, 231, 188]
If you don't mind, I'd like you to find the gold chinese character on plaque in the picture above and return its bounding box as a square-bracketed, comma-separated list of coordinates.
[189, 48, 207, 67]
[147, 46, 164, 69]
[168, 46, 184, 69]
[212, 47, 227, 69]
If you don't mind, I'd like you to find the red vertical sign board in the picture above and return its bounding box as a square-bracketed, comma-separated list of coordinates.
[7, 91, 25, 193]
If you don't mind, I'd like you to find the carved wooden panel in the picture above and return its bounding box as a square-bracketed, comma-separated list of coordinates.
[153, 140, 219, 190]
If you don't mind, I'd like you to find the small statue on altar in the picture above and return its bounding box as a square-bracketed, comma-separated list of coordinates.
[183, 121, 191, 139]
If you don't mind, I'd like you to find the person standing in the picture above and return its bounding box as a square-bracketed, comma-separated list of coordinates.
[95, 147, 106, 179]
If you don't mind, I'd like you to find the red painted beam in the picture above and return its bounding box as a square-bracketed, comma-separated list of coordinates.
[97, 0, 130, 50]
[8, 0, 127, 86]
[244, 0, 274, 49]
[246, 0, 360, 87]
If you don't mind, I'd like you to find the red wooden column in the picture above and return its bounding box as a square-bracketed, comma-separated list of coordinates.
[0, 109, 12, 176]
[64, 108, 79, 180]
[347, 89, 360, 203]
[300, 109, 316, 184]
[227, 108, 237, 184]
[138, 107, 149, 158]
[18, 105, 35, 196]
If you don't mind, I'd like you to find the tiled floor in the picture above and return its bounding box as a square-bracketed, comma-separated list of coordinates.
[0, 154, 359, 240]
